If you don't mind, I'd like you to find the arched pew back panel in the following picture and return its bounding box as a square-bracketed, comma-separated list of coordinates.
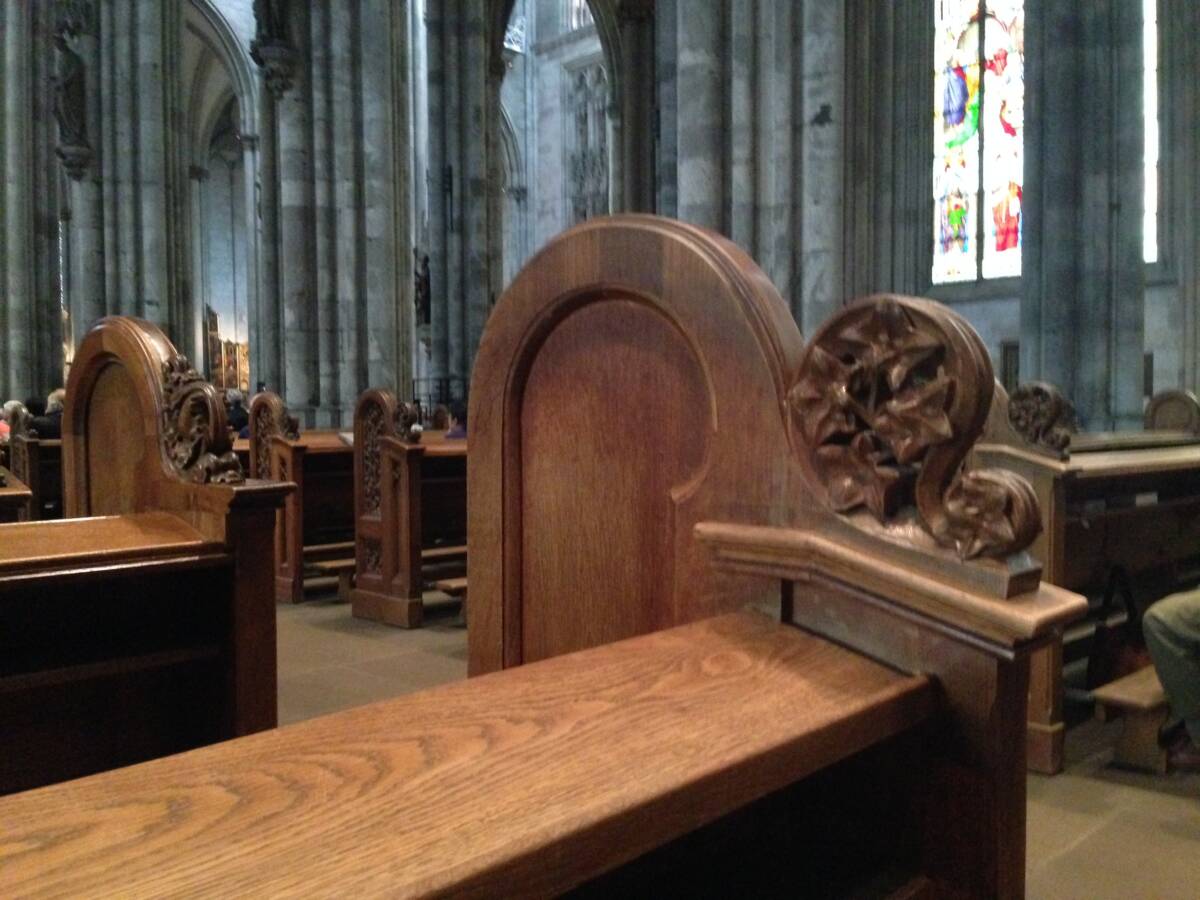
[63, 316, 242, 517]
[469, 216, 806, 672]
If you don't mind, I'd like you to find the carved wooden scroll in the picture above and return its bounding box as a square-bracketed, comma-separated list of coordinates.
[161, 358, 243, 485]
[788, 295, 1040, 560]
[248, 391, 299, 480]
[1144, 389, 1200, 434]
[1007, 381, 1077, 455]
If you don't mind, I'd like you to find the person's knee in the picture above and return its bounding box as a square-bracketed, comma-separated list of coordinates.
[1143, 602, 1168, 644]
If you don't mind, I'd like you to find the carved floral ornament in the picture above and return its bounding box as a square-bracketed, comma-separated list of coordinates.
[161, 357, 245, 484]
[788, 295, 1040, 560]
[1007, 381, 1076, 457]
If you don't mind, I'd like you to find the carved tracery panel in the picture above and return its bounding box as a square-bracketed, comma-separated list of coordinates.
[789, 294, 1039, 560]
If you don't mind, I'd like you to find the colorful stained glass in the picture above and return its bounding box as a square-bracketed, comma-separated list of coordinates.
[932, 0, 1024, 284]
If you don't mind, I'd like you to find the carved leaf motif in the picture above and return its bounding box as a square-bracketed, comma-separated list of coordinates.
[161, 357, 244, 485]
[873, 375, 955, 464]
[362, 402, 385, 514]
[790, 294, 1042, 564]
[817, 433, 903, 519]
[787, 346, 859, 446]
[836, 299, 942, 392]
[939, 469, 1041, 559]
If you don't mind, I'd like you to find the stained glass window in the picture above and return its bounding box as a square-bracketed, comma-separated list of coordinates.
[933, 1, 1024, 284]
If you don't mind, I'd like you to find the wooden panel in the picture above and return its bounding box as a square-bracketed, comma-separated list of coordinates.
[521, 300, 711, 659]
[0, 512, 216, 575]
[470, 217, 804, 674]
[0, 466, 32, 522]
[0, 612, 933, 898]
[86, 363, 147, 515]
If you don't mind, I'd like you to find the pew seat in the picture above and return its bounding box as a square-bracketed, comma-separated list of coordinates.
[0, 465, 32, 522]
[0, 610, 936, 898]
[310, 557, 356, 601]
[1093, 665, 1170, 773]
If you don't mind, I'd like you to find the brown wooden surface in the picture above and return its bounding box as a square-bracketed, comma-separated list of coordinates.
[0, 511, 217, 576]
[468, 216, 802, 674]
[975, 433, 1200, 772]
[0, 317, 288, 794]
[7, 433, 62, 520]
[0, 611, 934, 899]
[351, 389, 468, 627]
[250, 408, 356, 604]
[0, 465, 31, 522]
[1092, 665, 1165, 710]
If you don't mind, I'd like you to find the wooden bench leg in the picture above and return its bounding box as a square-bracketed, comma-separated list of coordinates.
[351, 592, 424, 629]
[454, 589, 468, 629]
[1111, 707, 1170, 773]
[336, 570, 353, 604]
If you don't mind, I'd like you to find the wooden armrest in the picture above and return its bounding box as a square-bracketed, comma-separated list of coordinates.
[0, 611, 933, 897]
[0, 512, 223, 579]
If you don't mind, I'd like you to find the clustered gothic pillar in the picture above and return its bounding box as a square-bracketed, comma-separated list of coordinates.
[252, 0, 412, 427]
[660, 0, 846, 331]
[424, 0, 493, 384]
[1, 1, 64, 400]
[1023, 0, 1145, 430]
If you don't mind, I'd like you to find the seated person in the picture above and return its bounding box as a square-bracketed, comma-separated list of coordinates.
[445, 401, 467, 440]
[30, 389, 63, 439]
[430, 404, 450, 430]
[0, 399, 19, 442]
[1144, 590, 1200, 771]
[226, 389, 249, 435]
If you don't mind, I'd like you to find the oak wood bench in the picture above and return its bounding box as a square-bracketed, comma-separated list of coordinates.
[349, 389, 467, 628]
[0, 316, 289, 795]
[973, 380, 1200, 772]
[0, 219, 1086, 898]
[248, 395, 356, 603]
[0, 465, 32, 522]
[6, 407, 62, 520]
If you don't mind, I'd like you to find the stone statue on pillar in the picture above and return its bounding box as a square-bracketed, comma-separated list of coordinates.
[53, 4, 93, 180]
[251, 0, 297, 99]
[414, 249, 431, 328]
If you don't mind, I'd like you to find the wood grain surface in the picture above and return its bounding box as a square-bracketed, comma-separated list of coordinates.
[0, 611, 932, 899]
[0, 511, 217, 576]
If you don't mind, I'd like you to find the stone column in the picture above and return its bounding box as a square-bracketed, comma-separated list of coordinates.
[278, 2, 316, 422]
[1163, 0, 1200, 389]
[3, 0, 35, 396]
[1023, 0, 1145, 429]
[254, 84, 282, 394]
[614, 1, 655, 213]
[674, 0, 725, 231]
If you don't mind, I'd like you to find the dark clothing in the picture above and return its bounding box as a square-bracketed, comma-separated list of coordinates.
[31, 411, 62, 439]
[228, 404, 249, 434]
[445, 425, 466, 440]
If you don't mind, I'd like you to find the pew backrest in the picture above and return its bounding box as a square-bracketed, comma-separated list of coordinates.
[62, 316, 242, 517]
[468, 216, 805, 672]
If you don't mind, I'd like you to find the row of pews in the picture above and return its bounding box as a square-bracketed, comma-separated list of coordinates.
[0, 217, 1087, 897]
[244, 388, 469, 623]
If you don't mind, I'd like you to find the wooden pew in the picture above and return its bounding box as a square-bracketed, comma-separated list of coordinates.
[0, 465, 32, 522]
[7, 404, 63, 520]
[1144, 388, 1200, 433]
[348, 389, 468, 628]
[973, 379, 1200, 773]
[0, 316, 289, 796]
[249, 392, 356, 603]
[0, 219, 1084, 898]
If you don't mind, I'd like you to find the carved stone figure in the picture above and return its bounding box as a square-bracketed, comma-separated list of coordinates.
[250, 0, 296, 99]
[53, 24, 92, 179]
[789, 294, 1040, 560]
[414, 249, 431, 327]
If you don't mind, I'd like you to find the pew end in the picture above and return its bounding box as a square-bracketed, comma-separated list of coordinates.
[0, 316, 290, 794]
